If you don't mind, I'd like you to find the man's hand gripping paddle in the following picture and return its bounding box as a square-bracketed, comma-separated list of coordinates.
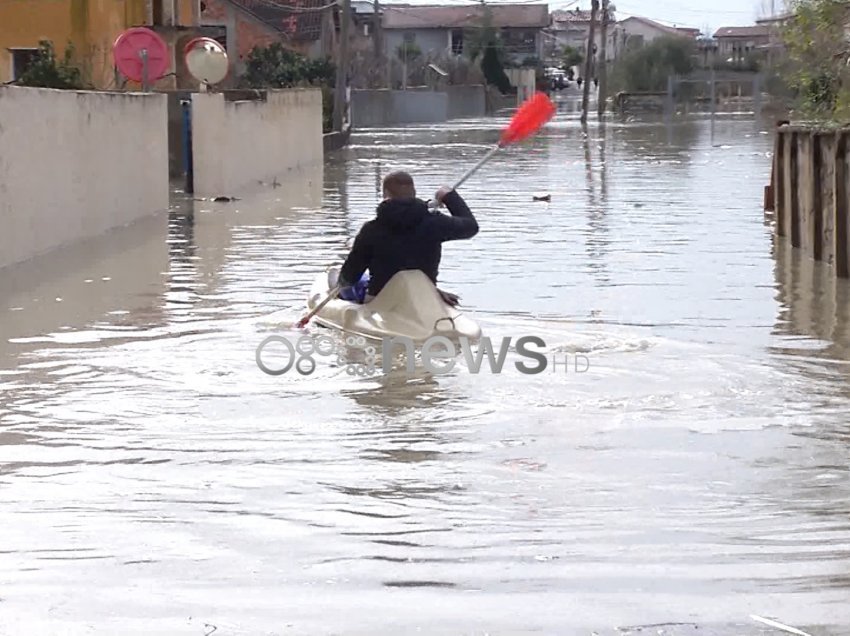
[295, 92, 556, 329]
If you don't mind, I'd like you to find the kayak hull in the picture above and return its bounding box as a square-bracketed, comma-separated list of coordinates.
[307, 268, 481, 343]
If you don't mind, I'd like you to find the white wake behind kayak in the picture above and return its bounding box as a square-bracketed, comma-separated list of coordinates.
[307, 268, 482, 343]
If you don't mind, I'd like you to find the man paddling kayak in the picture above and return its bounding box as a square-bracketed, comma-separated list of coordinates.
[337, 171, 479, 304]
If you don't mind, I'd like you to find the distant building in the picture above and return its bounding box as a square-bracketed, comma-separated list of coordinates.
[548, 7, 617, 61]
[201, 0, 335, 67]
[549, 8, 594, 52]
[713, 25, 771, 63]
[612, 16, 694, 58]
[381, 3, 550, 64]
[675, 27, 701, 39]
[0, 0, 166, 88]
[351, 0, 382, 40]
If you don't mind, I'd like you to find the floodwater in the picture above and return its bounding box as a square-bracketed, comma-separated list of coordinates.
[2, 105, 850, 635]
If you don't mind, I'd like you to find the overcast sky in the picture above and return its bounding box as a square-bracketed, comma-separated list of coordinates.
[560, 0, 772, 31]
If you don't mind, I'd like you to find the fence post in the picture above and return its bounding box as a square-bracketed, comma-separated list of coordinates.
[181, 98, 194, 195]
[753, 74, 762, 119]
[665, 75, 674, 121]
[836, 130, 849, 278]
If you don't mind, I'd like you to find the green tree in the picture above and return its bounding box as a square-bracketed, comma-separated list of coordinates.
[462, 4, 512, 93]
[241, 43, 335, 131]
[608, 36, 696, 93]
[242, 43, 334, 89]
[396, 41, 422, 63]
[482, 44, 513, 93]
[560, 45, 583, 70]
[464, 5, 501, 63]
[16, 40, 86, 90]
[782, 0, 850, 120]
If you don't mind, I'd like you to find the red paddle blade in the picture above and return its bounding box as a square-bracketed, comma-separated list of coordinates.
[499, 92, 556, 146]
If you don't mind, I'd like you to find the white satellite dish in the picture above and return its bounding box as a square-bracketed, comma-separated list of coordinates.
[184, 37, 229, 86]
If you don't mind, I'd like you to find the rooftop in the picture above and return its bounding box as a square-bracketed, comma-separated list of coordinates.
[351, 0, 380, 15]
[618, 15, 693, 38]
[551, 8, 592, 23]
[382, 3, 550, 29]
[714, 25, 771, 38]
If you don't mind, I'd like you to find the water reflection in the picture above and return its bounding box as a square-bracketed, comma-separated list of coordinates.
[614, 118, 701, 163]
[0, 212, 170, 366]
[770, 235, 850, 413]
[583, 123, 611, 289]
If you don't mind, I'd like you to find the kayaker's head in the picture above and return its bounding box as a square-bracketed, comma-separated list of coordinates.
[376, 171, 427, 231]
[383, 171, 416, 201]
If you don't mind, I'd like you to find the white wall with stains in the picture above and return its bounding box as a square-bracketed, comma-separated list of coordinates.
[190, 89, 323, 197]
[0, 86, 169, 270]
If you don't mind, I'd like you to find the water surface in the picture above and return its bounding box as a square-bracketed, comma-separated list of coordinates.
[1, 109, 849, 635]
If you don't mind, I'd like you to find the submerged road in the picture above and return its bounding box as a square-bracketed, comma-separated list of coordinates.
[1, 109, 849, 634]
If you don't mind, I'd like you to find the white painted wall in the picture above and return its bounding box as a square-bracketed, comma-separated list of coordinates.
[611, 18, 684, 59]
[191, 89, 323, 197]
[0, 86, 169, 270]
[505, 68, 536, 106]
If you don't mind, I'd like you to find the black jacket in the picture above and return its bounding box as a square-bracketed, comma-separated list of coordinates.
[338, 190, 478, 297]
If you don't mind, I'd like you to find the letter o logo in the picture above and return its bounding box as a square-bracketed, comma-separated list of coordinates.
[256, 336, 296, 376]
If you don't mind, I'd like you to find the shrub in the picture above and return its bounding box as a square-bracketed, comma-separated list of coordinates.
[608, 36, 696, 94]
[15, 40, 86, 90]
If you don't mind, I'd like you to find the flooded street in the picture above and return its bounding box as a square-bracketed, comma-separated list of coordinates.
[3, 108, 850, 635]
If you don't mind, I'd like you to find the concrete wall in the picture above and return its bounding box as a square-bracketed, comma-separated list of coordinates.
[0, 86, 169, 270]
[773, 126, 850, 278]
[351, 88, 447, 127]
[191, 88, 323, 197]
[394, 89, 448, 123]
[505, 68, 536, 105]
[351, 86, 486, 127]
[446, 85, 486, 119]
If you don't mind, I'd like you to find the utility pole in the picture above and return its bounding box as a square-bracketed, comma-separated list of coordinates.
[597, 0, 608, 118]
[580, 0, 599, 124]
[333, 0, 351, 132]
[372, 0, 383, 87]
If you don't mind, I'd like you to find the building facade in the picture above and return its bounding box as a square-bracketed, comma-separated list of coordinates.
[611, 16, 694, 59]
[713, 26, 771, 62]
[0, 0, 164, 87]
[381, 4, 549, 65]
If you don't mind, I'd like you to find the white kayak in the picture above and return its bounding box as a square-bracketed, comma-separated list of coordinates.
[307, 268, 482, 343]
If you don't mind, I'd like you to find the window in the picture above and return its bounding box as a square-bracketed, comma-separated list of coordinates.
[501, 29, 537, 55]
[451, 28, 464, 55]
[403, 32, 415, 44]
[363, 22, 371, 37]
[11, 48, 39, 80]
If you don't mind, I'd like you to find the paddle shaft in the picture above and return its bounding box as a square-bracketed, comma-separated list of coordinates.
[451, 144, 502, 190]
[429, 144, 502, 210]
[297, 284, 341, 328]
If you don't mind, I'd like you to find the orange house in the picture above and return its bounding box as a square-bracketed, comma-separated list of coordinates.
[0, 0, 201, 89]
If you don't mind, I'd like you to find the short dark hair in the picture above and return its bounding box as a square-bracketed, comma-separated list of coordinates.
[383, 171, 416, 199]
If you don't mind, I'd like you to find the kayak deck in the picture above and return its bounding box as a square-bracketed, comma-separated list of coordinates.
[307, 268, 481, 343]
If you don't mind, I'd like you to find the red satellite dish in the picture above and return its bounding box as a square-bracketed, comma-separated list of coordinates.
[113, 27, 170, 84]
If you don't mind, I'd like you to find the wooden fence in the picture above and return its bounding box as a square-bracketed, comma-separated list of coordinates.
[770, 125, 850, 277]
